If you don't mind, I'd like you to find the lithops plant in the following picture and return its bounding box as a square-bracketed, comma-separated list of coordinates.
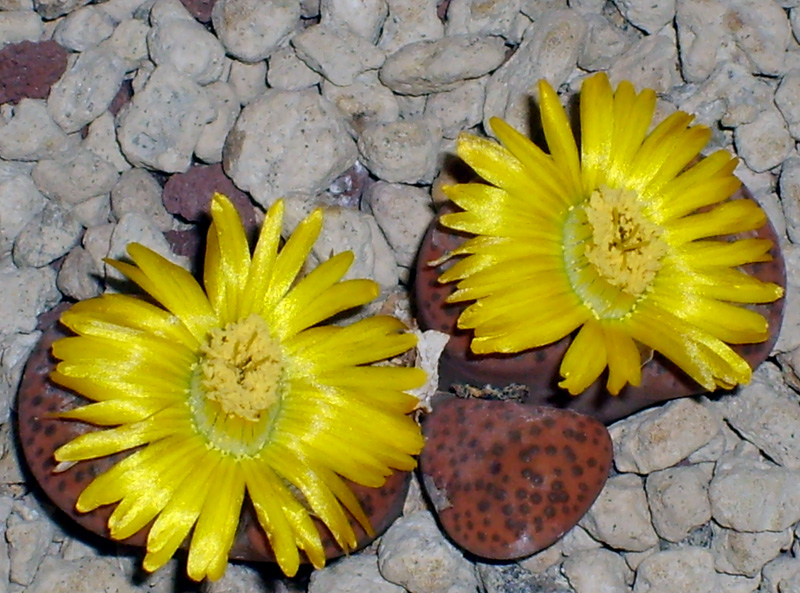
[420, 394, 612, 559]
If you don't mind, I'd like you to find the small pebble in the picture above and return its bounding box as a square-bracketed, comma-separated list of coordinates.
[0, 41, 67, 105]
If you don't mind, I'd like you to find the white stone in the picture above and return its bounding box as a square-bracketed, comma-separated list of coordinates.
[395, 94, 427, 120]
[624, 547, 658, 572]
[0, 265, 59, 334]
[106, 212, 188, 283]
[223, 89, 356, 208]
[717, 572, 761, 593]
[633, 548, 718, 593]
[266, 45, 322, 91]
[0, 162, 46, 257]
[0, 99, 75, 162]
[445, 0, 521, 38]
[101, 0, 156, 22]
[611, 398, 720, 474]
[645, 464, 712, 543]
[775, 243, 800, 354]
[709, 454, 800, 532]
[378, 0, 443, 54]
[377, 511, 480, 593]
[762, 555, 800, 593]
[562, 548, 632, 593]
[424, 77, 486, 139]
[24, 557, 145, 593]
[104, 17, 150, 71]
[607, 32, 679, 93]
[212, 0, 300, 63]
[82, 222, 115, 274]
[712, 523, 792, 577]
[147, 17, 226, 85]
[776, 70, 800, 140]
[724, 0, 791, 77]
[12, 202, 82, 268]
[483, 9, 586, 135]
[734, 106, 794, 173]
[309, 554, 405, 593]
[358, 119, 442, 184]
[83, 111, 132, 174]
[201, 562, 272, 593]
[560, 524, 602, 556]
[380, 34, 505, 96]
[0, 10, 43, 46]
[117, 65, 216, 173]
[48, 47, 127, 134]
[227, 58, 267, 105]
[57, 246, 103, 300]
[580, 474, 659, 552]
[33, 0, 92, 19]
[32, 148, 119, 206]
[517, 542, 563, 574]
[0, 0, 31, 8]
[780, 157, 800, 243]
[293, 24, 386, 87]
[578, 13, 634, 72]
[282, 194, 398, 288]
[321, 0, 387, 43]
[322, 72, 401, 133]
[195, 80, 241, 164]
[675, 0, 738, 83]
[111, 168, 172, 232]
[0, 332, 39, 423]
[612, 0, 674, 33]
[6, 512, 53, 586]
[53, 4, 115, 52]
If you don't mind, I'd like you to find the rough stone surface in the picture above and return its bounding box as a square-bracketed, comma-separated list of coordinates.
[645, 464, 712, 543]
[562, 548, 632, 593]
[12, 202, 82, 268]
[357, 119, 442, 184]
[0, 40, 67, 105]
[424, 77, 486, 139]
[633, 548, 718, 593]
[611, 0, 674, 34]
[377, 0, 443, 54]
[734, 107, 794, 173]
[0, 99, 75, 162]
[0, 11, 43, 48]
[111, 168, 172, 232]
[309, 554, 405, 593]
[32, 148, 119, 206]
[322, 72, 401, 133]
[711, 523, 792, 578]
[0, 265, 59, 334]
[53, 5, 116, 52]
[445, 0, 521, 38]
[194, 80, 241, 164]
[211, 0, 299, 63]
[320, 0, 387, 43]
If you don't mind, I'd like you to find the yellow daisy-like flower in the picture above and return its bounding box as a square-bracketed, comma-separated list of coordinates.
[50, 193, 425, 581]
[438, 72, 784, 396]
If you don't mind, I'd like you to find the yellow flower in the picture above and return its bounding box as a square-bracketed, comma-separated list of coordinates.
[50, 193, 425, 581]
[438, 72, 784, 396]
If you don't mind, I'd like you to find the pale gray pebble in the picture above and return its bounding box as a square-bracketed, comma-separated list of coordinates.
[358, 119, 442, 184]
[111, 168, 172, 232]
[47, 47, 127, 134]
[82, 111, 132, 175]
[377, 511, 479, 593]
[12, 202, 82, 268]
[320, 0, 387, 43]
[71, 193, 112, 228]
[82, 222, 114, 274]
[444, 0, 521, 38]
[33, 0, 91, 18]
[117, 64, 216, 173]
[519, 0, 568, 20]
[611, 0, 674, 34]
[774, 243, 800, 354]
[709, 453, 800, 532]
[762, 555, 800, 593]
[675, 0, 740, 83]
[424, 77, 486, 139]
[147, 13, 226, 85]
[24, 557, 145, 593]
[724, 0, 791, 77]
[0, 10, 43, 47]
[623, 547, 658, 572]
[224, 89, 356, 208]
[478, 562, 572, 593]
[0, 99, 77, 162]
[104, 17, 151, 72]
[395, 94, 427, 120]
[483, 9, 586, 135]
[559, 524, 601, 556]
[322, 72, 401, 133]
[228, 59, 268, 105]
[377, 0, 443, 54]
[148, 0, 193, 22]
[308, 554, 405, 593]
[717, 572, 761, 593]
[6, 512, 54, 586]
[562, 548, 632, 593]
[293, 24, 386, 87]
[611, 398, 719, 474]
[776, 70, 800, 140]
[380, 34, 505, 96]
[101, 0, 157, 21]
[0, 265, 59, 334]
[0, 162, 46, 256]
[706, 362, 800, 470]
[578, 12, 634, 72]
[32, 148, 119, 206]
[57, 246, 103, 300]
[212, 0, 300, 63]
[734, 107, 794, 173]
[52, 4, 116, 52]
[607, 32, 679, 93]
[711, 523, 792, 578]
[0, 0, 31, 8]
[200, 562, 271, 593]
[517, 541, 564, 574]
[780, 156, 800, 243]
[580, 474, 659, 552]
[363, 181, 434, 269]
[282, 194, 398, 288]
[0, 331, 38, 423]
[566, 0, 604, 11]
[645, 464, 713, 543]
[633, 548, 718, 593]
[195, 80, 241, 164]
[266, 45, 322, 91]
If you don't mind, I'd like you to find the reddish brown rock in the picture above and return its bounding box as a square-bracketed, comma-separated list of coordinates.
[414, 185, 786, 425]
[180, 0, 215, 22]
[0, 40, 68, 105]
[420, 395, 612, 559]
[16, 303, 410, 565]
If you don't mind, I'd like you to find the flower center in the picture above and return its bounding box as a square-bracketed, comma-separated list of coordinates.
[189, 314, 285, 456]
[583, 185, 667, 297]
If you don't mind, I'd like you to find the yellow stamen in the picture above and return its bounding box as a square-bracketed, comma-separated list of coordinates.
[583, 186, 667, 297]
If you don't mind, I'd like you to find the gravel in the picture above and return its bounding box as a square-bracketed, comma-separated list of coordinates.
[3, 0, 800, 592]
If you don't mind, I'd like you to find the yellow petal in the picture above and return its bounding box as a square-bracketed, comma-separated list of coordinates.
[558, 319, 607, 395]
[666, 199, 767, 245]
[538, 79, 582, 201]
[240, 200, 284, 317]
[602, 324, 642, 394]
[207, 193, 251, 324]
